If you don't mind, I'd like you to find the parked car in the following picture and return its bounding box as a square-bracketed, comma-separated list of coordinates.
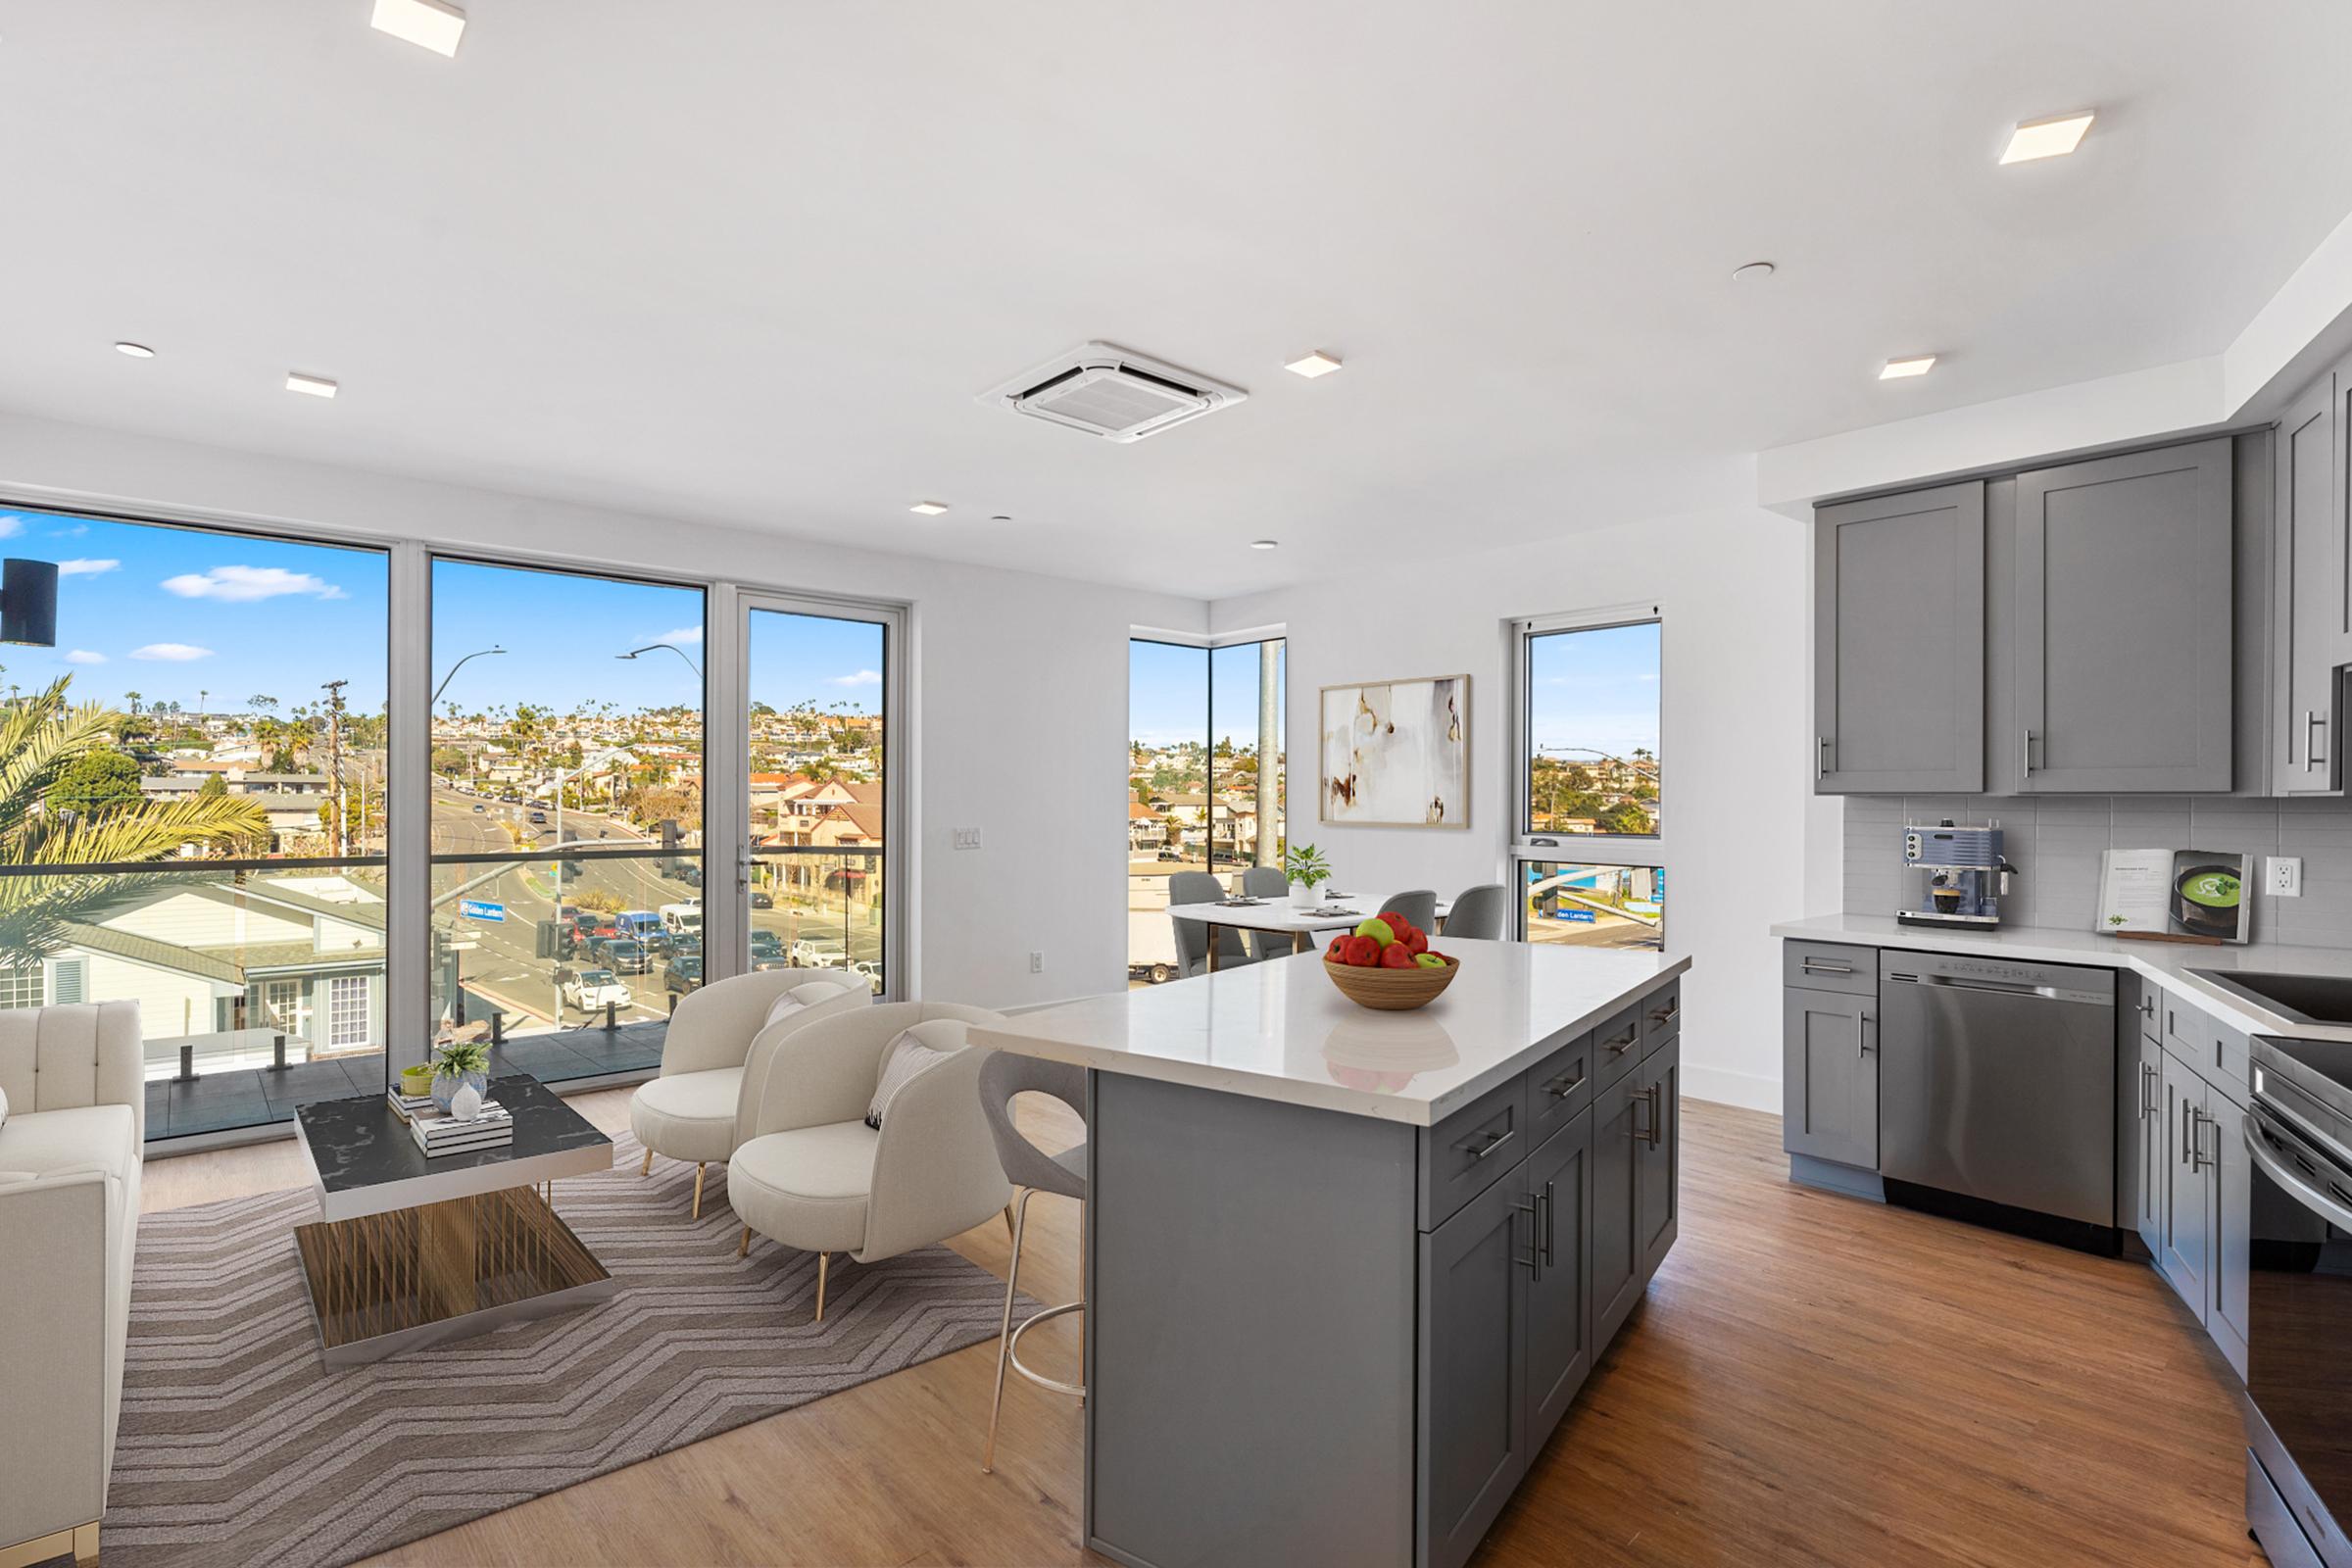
[788, 938, 839, 967]
[471, 803, 485, 813]
[1155, 849, 1185, 862]
[659, 901, 703, 936]
[528, 809, 548, 824]
[676, 863, 703, 889]
[558, 965, 632, 1013]
[605, 937, 651, 975]
[663, 956, 703, 994]
[666, 933, 703, 961]
[749, 890, 774, 909]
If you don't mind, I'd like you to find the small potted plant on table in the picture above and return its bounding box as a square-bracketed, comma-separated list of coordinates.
[1284, 842, 1333, 910]
[430, 1038, 492, 1115]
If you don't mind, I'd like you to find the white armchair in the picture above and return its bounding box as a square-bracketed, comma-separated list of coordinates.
[629, 969, 870, 1217]
[726, 1002, 1011, 1321]
[0, 1001, 145, 1568]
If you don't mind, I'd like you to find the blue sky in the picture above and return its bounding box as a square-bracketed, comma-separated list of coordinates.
[1527, 620, 1660, 762]
[1129, 638, 1286, 752]
[0, 506, 886, 719]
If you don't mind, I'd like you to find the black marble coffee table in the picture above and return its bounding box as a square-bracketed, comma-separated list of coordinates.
[291, 1073, 617, 1363]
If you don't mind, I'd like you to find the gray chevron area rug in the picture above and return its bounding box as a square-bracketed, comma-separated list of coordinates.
[102, 1131, 1038, 1568]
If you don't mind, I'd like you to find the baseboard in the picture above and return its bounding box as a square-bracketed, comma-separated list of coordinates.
[1680, 1063, 1779, 1113]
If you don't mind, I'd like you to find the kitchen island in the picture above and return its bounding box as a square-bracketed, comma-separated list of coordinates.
[973, 938, 1690, 1568]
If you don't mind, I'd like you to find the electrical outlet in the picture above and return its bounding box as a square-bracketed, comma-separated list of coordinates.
[953, 827, 982, 851]
[2268, 856, 2303, 898]
[1029, 951, 1044, 974]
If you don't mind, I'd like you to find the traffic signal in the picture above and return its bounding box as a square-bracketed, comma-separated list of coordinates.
[535, 919, 564, 959]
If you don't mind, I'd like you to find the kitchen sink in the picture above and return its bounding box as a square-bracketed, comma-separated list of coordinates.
[2189, 969, 2352, 1028]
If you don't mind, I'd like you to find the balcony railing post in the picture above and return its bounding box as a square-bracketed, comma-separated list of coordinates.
[271, 1033, 287, 1072]
[176, 1042, 195, 1084]
[604, 1000, 616, 1031]
[490, 1009, 505, 1045]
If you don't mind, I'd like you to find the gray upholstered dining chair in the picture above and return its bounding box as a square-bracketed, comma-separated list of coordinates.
[976, 1051, 1088, 1475]
[1239, 865, 1292, 957]
[1444, 883, 1510, 941]
[1167, 869, 1257, 977]
[1380, 888, 1438, 933]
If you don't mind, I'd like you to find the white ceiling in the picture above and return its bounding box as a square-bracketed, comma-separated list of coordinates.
[4, 2, 2350, 599]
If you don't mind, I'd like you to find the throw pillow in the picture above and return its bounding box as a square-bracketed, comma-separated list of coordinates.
[864, 1020, 963, 1130]
[0, 1082, 8, 1130]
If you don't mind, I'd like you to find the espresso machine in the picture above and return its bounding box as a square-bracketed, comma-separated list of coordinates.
[1898, 821, 2017, 928]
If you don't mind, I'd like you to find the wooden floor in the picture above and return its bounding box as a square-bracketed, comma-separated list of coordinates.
[143, 1095, 2264, 1567]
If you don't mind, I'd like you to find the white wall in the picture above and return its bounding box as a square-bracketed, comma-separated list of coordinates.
[1212, 499, 1833, 1111]
[0, 412, 1205, 1010]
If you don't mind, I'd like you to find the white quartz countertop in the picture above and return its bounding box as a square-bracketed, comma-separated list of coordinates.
[1773, 912, 2352, 1044]
[972, 938, 1690, 1126]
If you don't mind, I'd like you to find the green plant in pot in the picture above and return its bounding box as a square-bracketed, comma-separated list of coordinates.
[430, 1038, 491, 1113]
[1285, 843, 1333, 910]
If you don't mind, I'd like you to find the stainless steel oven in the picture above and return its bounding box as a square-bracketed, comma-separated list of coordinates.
[2242, 1035, 2352, 1567]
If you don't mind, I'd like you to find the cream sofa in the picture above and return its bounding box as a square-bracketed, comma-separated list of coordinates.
[0, 1001, 144, 1566]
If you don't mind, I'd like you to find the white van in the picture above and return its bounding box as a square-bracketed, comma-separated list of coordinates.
[660, 900, 703, 936]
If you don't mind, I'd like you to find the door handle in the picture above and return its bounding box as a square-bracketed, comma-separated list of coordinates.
[1604, 1029, 1638, 1055]
[2023, 728, 2036, 780]
[1816, 735, 1833, 781]
[1543, 1179, 1556, 1267]
[1630, 1090, 1651, 1145]
[1543, 1066, 1586, 1099]
[2191, 1108, 2216, 1173]
[1858, 1011, 1875, 1059]
[2140, 1062, 2158, 1117]
[1802, 957, 1856, 975]
[2313, 710, 2330, 771]
[2180, 1097, 2193, 1167]
[1515, 1198, 1542, 1281]
[1644, 1082, 1664, 1150]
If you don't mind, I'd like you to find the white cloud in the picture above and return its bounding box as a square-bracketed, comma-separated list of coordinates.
[0, 515, 23, 539]
[646, 626, 703, 646]
[55, 559, 120, 577]
[63, 649, 107, 664]
[828, 669, 882, 688]
[131, 643, 215, 662]
[162, 564, 347, 602]
[46, 522, 88, 538]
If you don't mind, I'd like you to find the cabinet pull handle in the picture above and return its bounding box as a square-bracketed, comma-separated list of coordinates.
[1650, 998, 1681, 1025]
[2180, 1097, 2193, 1168]
[1515, 1198, 1542, 1281]
[1802, 958, 1855, 975]
[1858, 1011, 1875, 1059]
[1631, 1091, 1652, 1145]
[1647, 1083, 1665, 1149]
[2023, 728, 2035, 780]
[1544, 1067, 1586, 1099]
[1604, 1029, 1638, 1055]
[1462, 1128, 1515, 1162]
[2313, 710, 2330, 770]
[2140, 1062, 2158, 1117]
[1543, 1179, 1556, 1267]
[1817, 736, 1833, 781]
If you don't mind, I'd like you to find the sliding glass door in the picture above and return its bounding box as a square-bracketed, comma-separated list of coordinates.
[740, 595, 901, 999]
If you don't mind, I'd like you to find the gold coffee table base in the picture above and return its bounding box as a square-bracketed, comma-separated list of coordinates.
[294, 1185, 616, 1364]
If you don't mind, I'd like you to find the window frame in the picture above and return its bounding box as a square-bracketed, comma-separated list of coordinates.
[1508, 601, 1670, 947]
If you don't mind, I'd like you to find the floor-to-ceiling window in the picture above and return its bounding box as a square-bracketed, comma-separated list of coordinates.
[743, 599, 897, 996]
[1126, 635, 1286, 985]
[0, 504, 391, 1137]
[426, 560, 705, 1084]
[1512, 610, 1666, 951]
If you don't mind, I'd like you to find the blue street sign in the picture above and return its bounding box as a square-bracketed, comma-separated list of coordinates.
[1555, 908, 1597, 923]
[458, 899, 506, 923]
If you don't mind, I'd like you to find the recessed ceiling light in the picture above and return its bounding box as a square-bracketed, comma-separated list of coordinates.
[2000, 110, 2094, 165]
[285, 371, 339, 399]
[908, 501, 948, 515]
[1284, 351, 1343, 379]
[369, 0, 466, 56]
[114, 342, 156, 359]
[1730, 261, 1776, 283]
[1879, 356, 1936, 380]
[1250, 539, 1280, 550]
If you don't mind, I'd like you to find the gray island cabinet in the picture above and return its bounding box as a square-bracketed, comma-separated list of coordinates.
[974, 939, 1689, 1568]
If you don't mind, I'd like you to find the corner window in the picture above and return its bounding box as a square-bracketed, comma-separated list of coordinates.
[1512, 608, 1665, 949]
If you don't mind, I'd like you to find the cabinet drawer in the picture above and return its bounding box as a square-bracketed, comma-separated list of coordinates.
[1592, 1003, 1645, 1095]
[1525, 1031, 1593, 1146]
[1640, 978, 1683, 1055]
[1419, 1074, 1529, 1231]
[1784, 941, 1874, 997]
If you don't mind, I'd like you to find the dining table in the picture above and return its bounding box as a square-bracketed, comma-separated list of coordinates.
[1163, 895, 1456, 971]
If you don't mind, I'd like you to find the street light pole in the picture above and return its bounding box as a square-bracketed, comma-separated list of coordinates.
[431, 646, 505, 709]
[617, 643, 703, 678]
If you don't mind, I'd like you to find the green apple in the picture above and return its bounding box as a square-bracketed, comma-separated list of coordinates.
[1414, 953, 1446, 969]
[1352, 917, 1395, 948]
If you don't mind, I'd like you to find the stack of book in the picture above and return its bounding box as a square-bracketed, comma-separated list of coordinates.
[410, 1101, 514, 1157]
[384, 1090, 438, 1124]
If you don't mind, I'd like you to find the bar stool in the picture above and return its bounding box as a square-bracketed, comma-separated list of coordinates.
[976, 1051, 1087, 1475]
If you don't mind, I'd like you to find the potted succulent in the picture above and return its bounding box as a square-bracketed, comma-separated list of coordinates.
[398, 1061, 435, 1100]
[1284, 842, 1333, 910]
[430, 1037, 491, 1114]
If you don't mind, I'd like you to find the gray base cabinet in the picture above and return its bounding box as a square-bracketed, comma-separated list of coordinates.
[1085, 975, 1683, 1568]
[2159, 1047, 2213, 1310]
[1782, 985, 1877, 1170]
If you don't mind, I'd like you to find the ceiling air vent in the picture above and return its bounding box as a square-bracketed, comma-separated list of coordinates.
[979, 342, 1247, 442]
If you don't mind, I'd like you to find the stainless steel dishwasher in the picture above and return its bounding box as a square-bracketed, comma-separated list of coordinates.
[1878, 950, 2118, 1249]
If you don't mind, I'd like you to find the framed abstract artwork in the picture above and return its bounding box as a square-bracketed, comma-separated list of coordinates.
[1318, 675, 1469, 828]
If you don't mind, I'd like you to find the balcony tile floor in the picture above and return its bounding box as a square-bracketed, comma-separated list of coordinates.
[144, 1022, 668, 1144]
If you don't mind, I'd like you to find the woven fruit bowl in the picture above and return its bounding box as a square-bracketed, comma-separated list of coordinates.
[1322, 953, 1460, 1011]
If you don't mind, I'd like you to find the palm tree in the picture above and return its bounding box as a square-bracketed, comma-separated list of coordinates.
[0, 678, 269, 960]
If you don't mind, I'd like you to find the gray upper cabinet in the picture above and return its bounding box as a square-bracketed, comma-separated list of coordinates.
[2013, 440, 2235, 792]
[1814, 481, 1985, 794]
[2275, 371, 2343, 794]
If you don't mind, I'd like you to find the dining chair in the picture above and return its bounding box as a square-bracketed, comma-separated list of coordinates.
[1443, 883, 1510, 941]
[1238, 865, 1291, 957]
[1379, 888, 1437, 933]
[1167, 869, 1256, 977]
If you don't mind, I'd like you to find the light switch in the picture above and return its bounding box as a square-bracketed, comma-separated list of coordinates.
[953, 827, 982, 851]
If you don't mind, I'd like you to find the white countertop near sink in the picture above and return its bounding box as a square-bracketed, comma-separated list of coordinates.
[972, 938, 1690, 1126]
[1773, 912, 2352, 1044]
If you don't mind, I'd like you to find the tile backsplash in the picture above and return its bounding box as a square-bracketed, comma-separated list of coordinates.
[1842, 795, 2352, 950]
